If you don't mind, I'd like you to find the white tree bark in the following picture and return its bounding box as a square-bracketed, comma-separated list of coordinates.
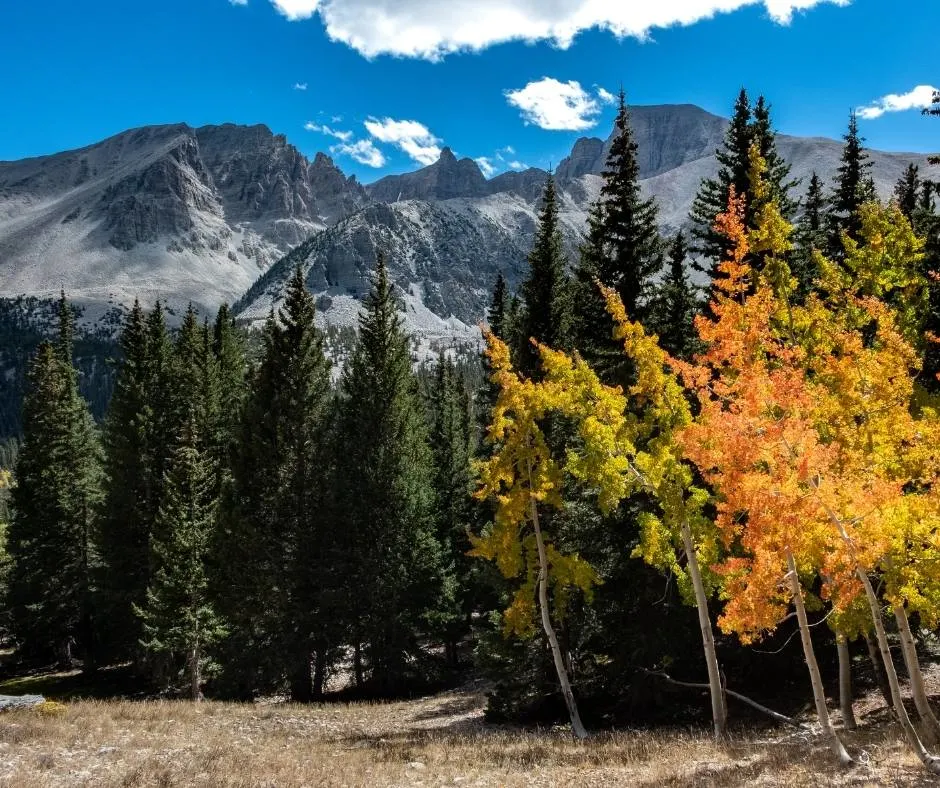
[527, 461, 588, 740]
[681, 520, 728, 741]
[855, 571, 940, 772]
[786, 551, 853, 766]
[893, 604, 940, 743]
[836, 634, 857, 731]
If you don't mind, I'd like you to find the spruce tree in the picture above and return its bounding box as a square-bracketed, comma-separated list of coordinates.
[751, 95, 799, 218]
[211, 304, 246, 473]
[649, 233, 700, 359]
[827, 111, 875, 254]
[487, 274, 510, 338]
[913, 180, 940, 389]
[428, 354, 474, 666]
[573, 90, 663, 384]
[97, 301, 156, 662]
[517, 173, 571, 377]
[8, 296, 102, 667]
[895, 164, 921, 220]
[216, 267, 334, 700]
[792, 172, 828, 298]
[690, 91, 797, 288]
[335, 253, 447, 694]
[136, 417, 223, 700]
[690, 89, 754, 265]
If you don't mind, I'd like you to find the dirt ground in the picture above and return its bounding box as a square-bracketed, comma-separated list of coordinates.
[1, 674, 939, 787]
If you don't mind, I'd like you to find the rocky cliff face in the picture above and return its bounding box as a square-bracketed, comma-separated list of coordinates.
[0, 123, 367, 315]
[1, 107, 937, 344]
[367, 147, 490, 202]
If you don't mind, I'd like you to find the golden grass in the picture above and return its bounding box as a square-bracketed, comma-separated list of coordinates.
[0, 684, 934, 787]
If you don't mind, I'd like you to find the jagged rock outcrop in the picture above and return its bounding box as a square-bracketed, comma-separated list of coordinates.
[1, 106, 937, 343]
[367, 147, 489, 202]
[0, 123, 367, 314]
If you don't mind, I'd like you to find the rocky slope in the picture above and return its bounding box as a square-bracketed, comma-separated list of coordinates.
[1, 106, 937, 344]
[0, 123, 366, 316]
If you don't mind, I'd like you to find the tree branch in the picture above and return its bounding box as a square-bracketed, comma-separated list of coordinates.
[638, 667, 809, 730]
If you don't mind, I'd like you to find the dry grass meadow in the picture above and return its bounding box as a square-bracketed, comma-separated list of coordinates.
[1, 674, 939, 787]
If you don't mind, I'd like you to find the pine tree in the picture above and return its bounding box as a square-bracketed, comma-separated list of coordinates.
[895, 164, 921, 220]
[211, 304, 246, 474]
[517, 173, 571, 377]
[913, 180, 940, 389]
[649, 233, 701, 359]
[792, 172, 828, 298]
[690, 91, 797, 288]
[335, 252, 447, 694]
[751, 95, 799, 219]
[573, 89, 663, 384]
[487, 274, 510, 338]
[827, 112, 875, 254]
[428, 354, 475, 666]
[8, 296, 102, 667]
[690, 89, 754, 266]
[136, 417, 223, 700]
[216, 267, 334, 700]
[97, 301, 156, 662]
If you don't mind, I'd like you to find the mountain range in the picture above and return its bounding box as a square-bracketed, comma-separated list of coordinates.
[1, 104, 937, 347]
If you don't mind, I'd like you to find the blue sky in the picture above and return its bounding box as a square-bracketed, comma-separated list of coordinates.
[1, 0, 937, 182]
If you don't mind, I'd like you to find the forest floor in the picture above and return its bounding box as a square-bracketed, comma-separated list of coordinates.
[2, 671, 940, 788]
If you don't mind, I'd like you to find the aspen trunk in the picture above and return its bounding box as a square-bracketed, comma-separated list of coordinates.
[529, 491, 588, 740]
[856, 571, 940, 773]
[313, 649, 327, 700]
[785, 551, 852, 765]
[681, 520, 728, 741]
[893, 604, 940, 742]
[864, 633, 893, 707]
[190, 644, 202, 702]
[836, 634, 857, 730]
[356, 645, 366, 688]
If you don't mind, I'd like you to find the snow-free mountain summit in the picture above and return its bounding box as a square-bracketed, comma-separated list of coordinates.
[0, 105, 936, 340]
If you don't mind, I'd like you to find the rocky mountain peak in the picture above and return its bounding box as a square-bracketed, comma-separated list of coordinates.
[366, 147, 488, 202]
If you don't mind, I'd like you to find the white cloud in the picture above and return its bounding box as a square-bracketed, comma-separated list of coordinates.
[229, 0, 247, 6]
[508, 160, 528, 171]
[857, 84, 939, 120]
[304, 122, 353, 141]
[475, 157, 497, 178]
[264, 0, 847, 60]
[331, 139, 386, 167]
[270, 0, 321, 20]
[596, 87, 617, 105]
[506, 78, 601, 131]
[293, 82, 308, 91]
[364, 117, 442, 165]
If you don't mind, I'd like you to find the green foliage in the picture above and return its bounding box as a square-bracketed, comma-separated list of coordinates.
[649, 233, 701, 359]
[827, 112, 875, 255]
[334, 253, 449, 694]
[517, 173, 572, 377]
[792, 172, 827, 298]
[7, 296, 102, 667]
[216, 266, 334, 700]
[573, 90, 663, 385]
[690, 90, 797, 280]
[0, 296, 118, 440]
[135, 418, 224, 698]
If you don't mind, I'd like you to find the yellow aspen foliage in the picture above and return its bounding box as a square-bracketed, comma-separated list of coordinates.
[470, 332, 605, 638]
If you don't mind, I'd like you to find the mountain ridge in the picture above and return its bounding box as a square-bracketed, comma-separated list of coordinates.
[1, 106, 937, 344]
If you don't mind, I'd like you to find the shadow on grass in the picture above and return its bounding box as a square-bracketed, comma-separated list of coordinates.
[0, 663, 142, 701]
